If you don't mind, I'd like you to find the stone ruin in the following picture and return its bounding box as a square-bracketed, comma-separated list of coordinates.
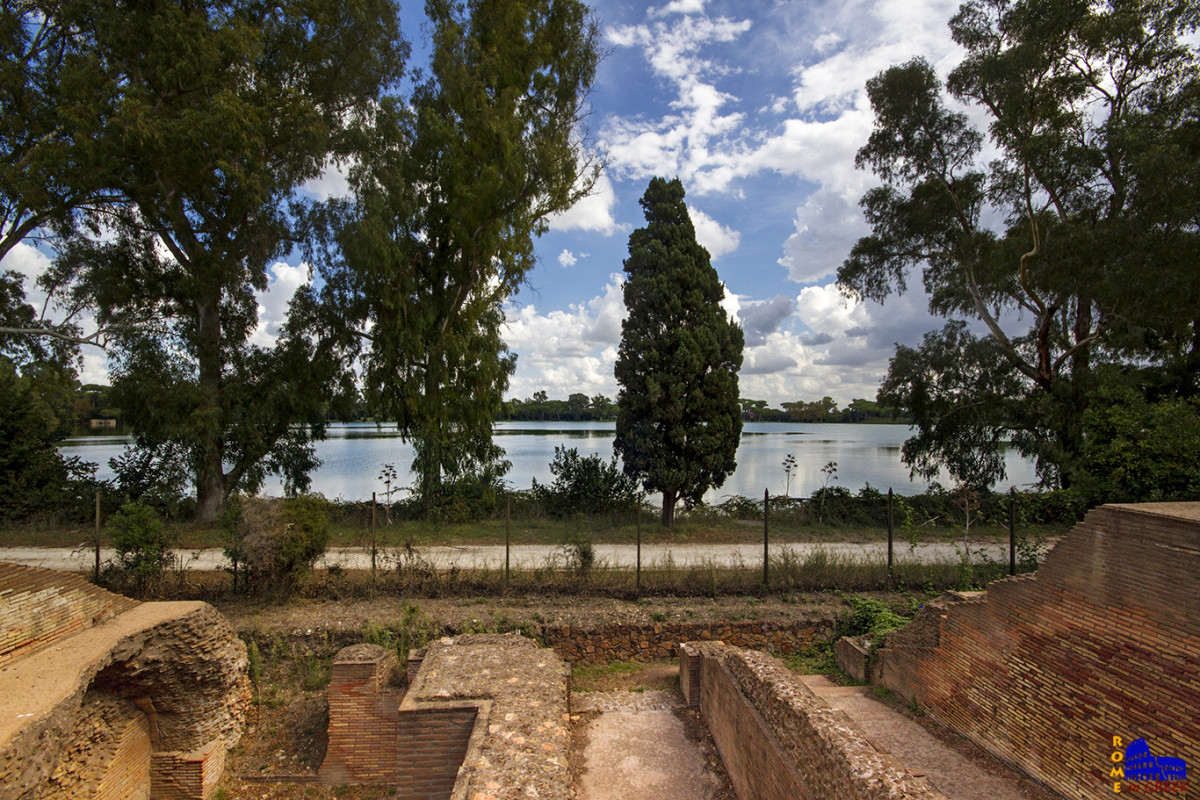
[0, 563, 249, 800]
[841, 502, 1200, 800]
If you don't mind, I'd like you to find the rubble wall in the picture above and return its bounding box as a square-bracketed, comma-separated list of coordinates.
[682, 641, 946, 800]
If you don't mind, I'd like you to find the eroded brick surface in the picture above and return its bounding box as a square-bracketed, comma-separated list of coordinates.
[688, 641, 946, 800]
[0, 564, 249, 800]
[873, 503, 1200, 800]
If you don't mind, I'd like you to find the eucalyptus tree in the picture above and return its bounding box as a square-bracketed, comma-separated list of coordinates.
[839, 0, 1200, 488]
[310, 0, 600, 509]
[47, 0, 407, 520]
[614, 178, 744, 527]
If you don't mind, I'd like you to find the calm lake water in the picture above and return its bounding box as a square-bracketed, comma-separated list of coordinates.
[60, 421, 1040, 501]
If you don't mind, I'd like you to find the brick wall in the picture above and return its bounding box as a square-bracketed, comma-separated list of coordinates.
[683, 641, 945, 800]
[320, 644, 403, 785]
[96, 713, 152, 800]
[149, 742, 223, 800]
[871, 503, 1200, 800]
[395, 707, 477, 800]
[0, 563, 136, 667]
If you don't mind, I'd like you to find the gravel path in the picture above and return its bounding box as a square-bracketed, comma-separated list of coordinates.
[0, 540, 1011, 572]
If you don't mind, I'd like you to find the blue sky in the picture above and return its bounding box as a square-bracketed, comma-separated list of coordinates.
[7, 0, 971, 405]
[501, 0, 969, 405]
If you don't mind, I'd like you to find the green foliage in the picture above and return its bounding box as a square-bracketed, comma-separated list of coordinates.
[534, 446, 642, 517]
[1070, 377, 1200, 503]
[839, 594, 909, 641]
[106, 501, 174, 593]
[615, 177, 745, 527]
[0, 357, 93, 519]
[311, 0, 600, 513]
[46, 0, 407, 521]
[840, 1, 1200, 491]
[223, 495, 331, 596]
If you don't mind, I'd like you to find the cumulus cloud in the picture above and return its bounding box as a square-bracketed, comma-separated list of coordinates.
[503, 275, 627, 399]
[778, 187, 871, 283]
[302, 158, 354, 201]
[249, 262, 311, 348]
[688, 205, 740, 259]
[548, 170, 622, 235]
[737, 294, 793, 346]
[558, 250, 579, 268]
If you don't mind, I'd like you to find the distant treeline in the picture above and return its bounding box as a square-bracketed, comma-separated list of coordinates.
[73, 384, 906, 429]
[498, 392, 908, 424]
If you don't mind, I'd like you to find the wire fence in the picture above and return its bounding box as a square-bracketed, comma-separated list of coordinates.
[6, 487, 1060, 597]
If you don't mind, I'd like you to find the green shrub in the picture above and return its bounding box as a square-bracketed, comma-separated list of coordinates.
[534, 446, 642, 517]
[106, 501, 174, 593]
[224, 495, 330, 596]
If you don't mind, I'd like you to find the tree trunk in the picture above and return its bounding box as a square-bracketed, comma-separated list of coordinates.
[661, 487, 676, 527]
[194, 292, 225, 522]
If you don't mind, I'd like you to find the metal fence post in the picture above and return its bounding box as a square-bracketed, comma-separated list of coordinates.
[94, 491, 101, 583]
[1009, 487, 1017, 575]
[636, 506, 642, 599]
[887, 488, 894, 583]
[506, 494, 511, 584]
[763, 488, 770, 590]
[371, 491, 377, 581]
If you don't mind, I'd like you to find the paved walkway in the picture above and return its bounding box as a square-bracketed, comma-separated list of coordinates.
[799, 675, 1027, 800]
[573, 690, 720, 800]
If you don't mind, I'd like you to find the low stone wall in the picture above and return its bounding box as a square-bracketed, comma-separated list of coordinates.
[681, 641, 946, 800]
[541, 618, 835, 664]
[867, 503, 1200, 800]
[0, 563, 137, 667]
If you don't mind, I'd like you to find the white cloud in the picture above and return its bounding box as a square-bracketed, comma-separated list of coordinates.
[656, 0, 707, 16]
[1, 242, 53, 315]
[548, 170, 622, 235]
[557, 249, 579, 268]
[503, 275, 627, 400]
[302, 158, 354, 201]
[687, 205, 740, 260]
[249, 262, 311, 348]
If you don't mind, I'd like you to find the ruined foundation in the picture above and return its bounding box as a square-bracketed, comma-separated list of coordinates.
[844, 502, 1200, 800]
[0, 563, 249, 800]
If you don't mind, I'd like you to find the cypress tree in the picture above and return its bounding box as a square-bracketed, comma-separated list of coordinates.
[615, 177, 744, 527]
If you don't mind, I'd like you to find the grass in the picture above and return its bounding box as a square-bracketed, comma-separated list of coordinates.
[0, 511, 1065, 550]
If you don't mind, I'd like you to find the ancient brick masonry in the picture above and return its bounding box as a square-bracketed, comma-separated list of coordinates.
[680, 641, 947, 800]
[0, 563, 137, 667]
[0, 564, 249, 800]
[323, 634, 572, 800]
[865, 503, 1200, 800]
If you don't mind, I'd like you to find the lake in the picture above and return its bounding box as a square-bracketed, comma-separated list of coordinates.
[60, 421, 1040, 502]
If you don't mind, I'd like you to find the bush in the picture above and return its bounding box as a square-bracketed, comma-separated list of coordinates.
[223, 495, 330, 596]
[534, 446, 642, 517]
[106, 501, 174, 594]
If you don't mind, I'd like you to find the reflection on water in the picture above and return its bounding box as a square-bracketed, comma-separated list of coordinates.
[60, 420, 1040, 501]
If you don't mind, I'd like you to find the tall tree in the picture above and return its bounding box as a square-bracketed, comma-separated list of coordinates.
[46, 0, 407, 521]
[839, 0, 1200, 488]
[614, 177, 744, 527]
[310, 0, 599, 509]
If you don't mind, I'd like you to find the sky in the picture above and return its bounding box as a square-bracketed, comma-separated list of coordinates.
[6, 0, 974, 406]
